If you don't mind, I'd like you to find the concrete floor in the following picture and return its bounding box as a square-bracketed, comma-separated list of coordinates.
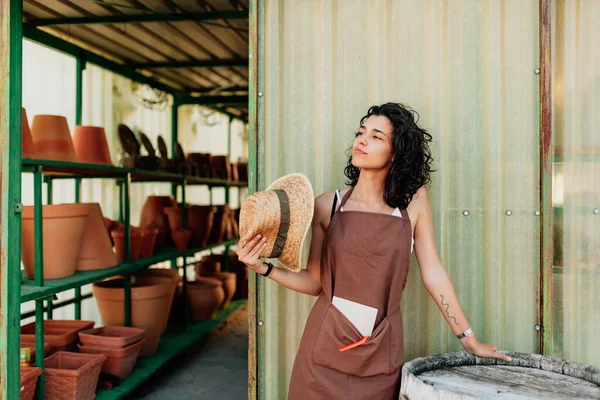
[131, 304, 249, 400]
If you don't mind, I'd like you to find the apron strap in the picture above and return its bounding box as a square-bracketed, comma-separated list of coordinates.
[339, 186, 355, 209]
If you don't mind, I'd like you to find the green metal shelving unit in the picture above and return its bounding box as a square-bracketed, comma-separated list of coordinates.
[1, 2, 250, 398]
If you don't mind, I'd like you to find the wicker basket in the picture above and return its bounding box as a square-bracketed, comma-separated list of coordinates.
[20, 367, 42, 400]
[44, 351, 106, 400]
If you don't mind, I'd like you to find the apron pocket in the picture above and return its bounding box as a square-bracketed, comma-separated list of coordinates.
[311, 303, 392, 377]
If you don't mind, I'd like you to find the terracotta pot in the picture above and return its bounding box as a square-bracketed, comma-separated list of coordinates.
[139, 196, 177, 250]
[77, 339, 144, 380]
[22, 108, 36, 159]
[139, 225, 159, 258]
[21, 204, 89, 280]
[78, 326, 145, 349]
[111, 227, 143, 262]
[211, 155, 231, 179]
[30, 114, 76, 162]
[135, 269, 179, 335]
[21, 320, 95, 353]
[187, 278, 225, 321]
[209, 272, 237, 309]
[208, 205, 230, 244]
[171, 229, 191, 251]
[44, 352, 105, 400]
[92, 276, 173, 356]
[77, 203, 119, 271]
[195, 259, 221, 277]
[73, 125, 113, 165]
[165, 205, 216, 248]
[237, 163, 248, 182]
[20, 367, 42, 400]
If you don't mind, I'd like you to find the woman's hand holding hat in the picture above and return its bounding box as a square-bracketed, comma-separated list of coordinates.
[236, 234, 269, 274]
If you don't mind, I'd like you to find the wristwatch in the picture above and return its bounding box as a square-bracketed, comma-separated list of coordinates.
[261, 261, 275, 277]
[456, 327, 473, 340]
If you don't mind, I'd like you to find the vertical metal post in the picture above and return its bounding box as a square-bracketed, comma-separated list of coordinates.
[181, 179, 188, 329]
[45, 177, 54, 319]
[75, 56, 86, 126]
[117, 181, 124, 223]
[123, 173, 132, 326]
[74, 178, 82, 320]
[171, 99, 179, 158]
[34, 167, 45, 398]
[1, 1, 24, 396]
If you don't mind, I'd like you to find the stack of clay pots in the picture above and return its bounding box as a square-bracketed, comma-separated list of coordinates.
[164, 204, 217, 249]
[77, 326, 145, 380]
[139, 195, 178, 251]
[21, 202, 118, 280]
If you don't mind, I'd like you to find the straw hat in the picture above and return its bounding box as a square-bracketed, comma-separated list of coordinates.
[239, 173, 314, 272]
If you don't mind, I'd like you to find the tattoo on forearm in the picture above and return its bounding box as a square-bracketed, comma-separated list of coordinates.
[440, 294, 458, 325]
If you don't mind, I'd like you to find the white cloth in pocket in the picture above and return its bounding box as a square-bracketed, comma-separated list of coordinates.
[332, 296, 378, 337]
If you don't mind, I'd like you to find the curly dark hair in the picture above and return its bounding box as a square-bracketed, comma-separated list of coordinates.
[344, 103, 435, 209]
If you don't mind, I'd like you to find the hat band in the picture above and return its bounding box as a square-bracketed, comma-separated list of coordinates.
[270, 189, 290, 258]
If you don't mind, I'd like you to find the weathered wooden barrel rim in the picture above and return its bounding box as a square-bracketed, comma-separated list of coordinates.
[401, 351, 600, 398]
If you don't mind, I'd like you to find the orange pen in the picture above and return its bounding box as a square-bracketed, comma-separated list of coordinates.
[338, 336, 370, 352]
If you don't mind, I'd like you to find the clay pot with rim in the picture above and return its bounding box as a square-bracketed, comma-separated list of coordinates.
[165, 205, 216, 248]
[139, 195, 178, 250]
[22, 108, 36, 159]
[92, 275, 173, 356]
[20, 367, 42, 400]
[136, 268, 179, 335]
[77, 203, 118, 271]
[139, 225, 159, 258]
[208, 205, 230, 244]
[21, 320, 95, 352]
[187, 277, 225, 321]
[195, 259, 221, 277]
[208, 272, 237, 309]
[171, 228, 191, 251]
[73, 125, 113, 165]
[21, 203, 89, 280]
[30, 114, 76, 162]
[77, 338, 144, 380]
[44, 351, 106, 400]
[78, 326, 145, 349]
[111, 226, 143, 262]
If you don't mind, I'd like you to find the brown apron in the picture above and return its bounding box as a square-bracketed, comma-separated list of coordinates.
[289, 187, 412, 399]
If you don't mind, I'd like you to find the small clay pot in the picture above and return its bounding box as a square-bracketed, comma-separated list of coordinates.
[21, 320, 95, 353]
[77, 339, 144, 380]
[139, 196, 178, 250]
[165, 205, 216, 249]
[21, 204, 89, 280]
[111, 227, 143, 262]
[209, 272, 237, 309]
[78, 203, 118, 271]
[171, 229, 191, 251]
[187, 278, 225, 321]
[139, 225, 159, 258]
[30, 114, 77, 162]
[208, 205, 230, 244]
[22, 108, 36, 159]
[73, 125, 113, 165]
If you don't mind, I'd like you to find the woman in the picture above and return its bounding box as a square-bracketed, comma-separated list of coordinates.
[237, 103, 511, 399]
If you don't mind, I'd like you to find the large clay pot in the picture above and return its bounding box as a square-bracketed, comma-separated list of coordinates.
[21, 204, 88, 280]
[73, 125, 113, 165]
[30, 115, 76, 162]
[209, 272, 237, 309]
[139, 225, 159, 258]
[165, 205, 216, 248]
[139, 196, 177, 250]
[77, 203, 118, 271]
[92, 276, 173, 356]
[187, 278, 225, 321]
[111, 227, 143, 262]
[22, 108, 36, 159]
[135, 268, 179, 335]
[208, 205, 230, 244]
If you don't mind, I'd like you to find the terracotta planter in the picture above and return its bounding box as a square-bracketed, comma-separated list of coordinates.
[78, 326, 145, 349]
[21, 204, 89, 280]
[21, 320, 95, 353]
[20, 367, 42, 400]
[165, 205, 216, 248]
[73, 125, 113, 165]
[139, 225, 159, 258]
[171, 229, 191, 251]
[78, 203, 118, 271]
[30, 114, 76, 162]
[135, 269, 179, 335]
[208, 205, 230, 244]
[44, 352, 105, 400]
[195, 259, 221, 277]
[139, 196, 177, 250]
[78, 339, 144, 380]
[209, 272, 237, 309]
[22, 108, 36, 159]
[92, 276, 173, 356]
[187, 278, 225, 321]
[211, 155, 231, 179]
[111, 227, 143, 262]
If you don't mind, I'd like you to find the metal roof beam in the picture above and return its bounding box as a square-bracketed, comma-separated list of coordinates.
[127, 59, 248, 69]
[177, 94, 247, 105]
[28, 10, 248, 27]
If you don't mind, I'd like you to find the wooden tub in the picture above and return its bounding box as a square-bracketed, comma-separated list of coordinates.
[401, 351, 600, 399]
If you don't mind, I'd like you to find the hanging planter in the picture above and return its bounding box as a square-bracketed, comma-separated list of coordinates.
[73, 125, 113, 165]
[77, 338, 145, 380]
[92, 275, 173, 356]
[21, 108, 36, 159]
[187, 278, 225, 321]
[30, 115, 77, 162]
[44, 352, 105, 400]
[21, 204, 89, 280]
[77, 203, 119, 271]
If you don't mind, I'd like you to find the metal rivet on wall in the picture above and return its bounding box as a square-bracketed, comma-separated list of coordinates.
[249, 54, 253, 59]
[258, 92, 263, 97]
[535, 210, 541, 216]
[258, 320, 264, 326]
[505, 210, 513, 216]
[534, 68, 541, 75]
[463, 210, 470, 216]
[534, 325, 541, 331]
[594, 208, 600, 215]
